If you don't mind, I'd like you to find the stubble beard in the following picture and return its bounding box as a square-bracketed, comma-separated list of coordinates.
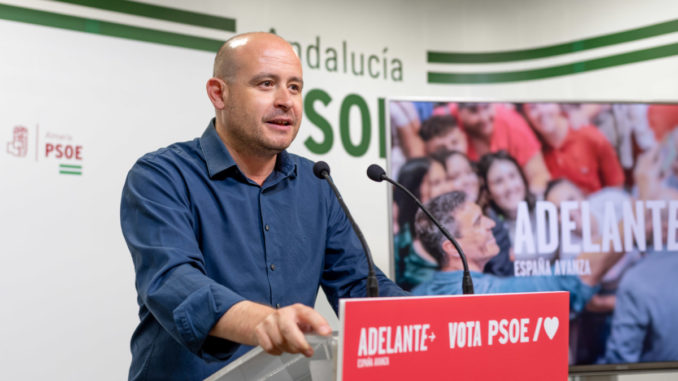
[223, 106, 299, 159]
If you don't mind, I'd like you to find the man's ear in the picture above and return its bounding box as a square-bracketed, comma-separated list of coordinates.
[441, 239, 460, 259]
[206, 77, 227, 110]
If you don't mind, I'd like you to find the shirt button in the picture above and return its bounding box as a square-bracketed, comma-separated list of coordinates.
[276, 303, 281, 309]
[265, 224, 270, 231]
[270, 263, 276, 271]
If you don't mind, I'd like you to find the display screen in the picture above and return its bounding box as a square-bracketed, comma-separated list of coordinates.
[388, 100, 678, 370]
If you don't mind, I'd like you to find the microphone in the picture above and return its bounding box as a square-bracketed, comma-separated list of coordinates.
[367, 164, 474, 295]
[313, 161, 379, 297]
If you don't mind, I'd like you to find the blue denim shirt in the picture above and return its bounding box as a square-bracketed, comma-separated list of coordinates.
[121, 120, 406, 380]
[605, 250, 678, 363]
[411, 270, 596, 313]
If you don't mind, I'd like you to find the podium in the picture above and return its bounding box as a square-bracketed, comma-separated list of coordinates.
[207, 292, 569, 380]
[205, 334, 338, 381]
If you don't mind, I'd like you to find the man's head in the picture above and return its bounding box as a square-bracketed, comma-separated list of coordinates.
[415, 191, 498, 271]
[457, 103, 495, 139]
[207, 32, 303, 157]
[521, 103, 564, 144]
[419, 115, 467, 155]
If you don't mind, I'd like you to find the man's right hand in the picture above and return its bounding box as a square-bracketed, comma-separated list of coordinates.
[209, 301, 332, 357]
[254, 303, 332, 357]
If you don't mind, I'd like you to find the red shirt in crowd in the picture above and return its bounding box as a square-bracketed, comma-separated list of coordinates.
[465, 105, 541, 168]
[542, 125, 624, 194]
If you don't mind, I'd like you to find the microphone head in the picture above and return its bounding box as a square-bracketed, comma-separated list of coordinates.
[313, 161, 330, 179]
[366, 164, 386, 182]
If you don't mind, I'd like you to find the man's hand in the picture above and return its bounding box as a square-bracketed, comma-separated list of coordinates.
[209, 301, 331, 357]
[255, 303, 331, 357]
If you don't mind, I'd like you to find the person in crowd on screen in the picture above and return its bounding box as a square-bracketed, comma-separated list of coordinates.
[453, 102, 551, 193]
[120, 32, 407, 381]
[393, 157, 456, 290]
[390, 100, 426, 177]
[432, 150, 514, 276]
[544, 178, 641, 363]
[648, 126, 678, 193]
[520, 102, 625, 195]
[604, 239, 678, 364]
[647, 104, 678, 142]
[563, 103, 656, 173]
[476, 150, 553, 262]
[418, 114, 468, 157]
[604, 146, 678, 363]
[410, 191, 625, 316]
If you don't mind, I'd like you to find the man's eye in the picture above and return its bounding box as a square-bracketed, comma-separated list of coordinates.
[290, 84, 301, 92]
[261, 80, 273, 87]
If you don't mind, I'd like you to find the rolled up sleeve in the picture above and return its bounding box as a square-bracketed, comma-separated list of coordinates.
[121, 157, 245, 360]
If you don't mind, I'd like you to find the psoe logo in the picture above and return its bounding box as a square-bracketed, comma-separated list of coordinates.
[43, 131, 84, 176]
[4, 124, 85, 176]
[6, 125, 28, 157]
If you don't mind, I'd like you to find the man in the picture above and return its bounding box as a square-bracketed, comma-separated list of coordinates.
[604, 247, 678, 363]
[120, 32, 405, 381]
[457, 103, 551, 192]
[544, 178, 640, 363]
[604, 145, 678, 363]
[418, 114, 467, 156]
[411, 191, 623, 314]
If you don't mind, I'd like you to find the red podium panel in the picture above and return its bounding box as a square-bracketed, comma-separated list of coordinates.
[338, 292, 569, 381]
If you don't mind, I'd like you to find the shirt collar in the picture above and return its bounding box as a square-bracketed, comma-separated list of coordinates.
[199, 118, 297, 180]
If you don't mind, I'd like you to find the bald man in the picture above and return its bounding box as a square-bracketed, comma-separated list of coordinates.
[121, 32, 406, 381]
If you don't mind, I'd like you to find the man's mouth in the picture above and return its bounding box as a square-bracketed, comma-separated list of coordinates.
[266, 118, 293, 127]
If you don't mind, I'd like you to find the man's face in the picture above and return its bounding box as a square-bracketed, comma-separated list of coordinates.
[425, 127, 467, 155]
[524, 103, 560, 138]
[219, 37, 303, 155]
[452, 201, 498, 262]
[457, 103, 494, 138]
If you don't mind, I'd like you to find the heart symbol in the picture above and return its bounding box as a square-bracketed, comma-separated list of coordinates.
[544, 317, 559, 340]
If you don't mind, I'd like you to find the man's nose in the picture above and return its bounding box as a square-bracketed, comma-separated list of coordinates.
[275, 87, 293, 110]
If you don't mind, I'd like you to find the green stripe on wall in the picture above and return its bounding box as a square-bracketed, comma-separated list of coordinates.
[428, 42, 678, 84]
[59, 164, 82, 169]
[60, 171, 82, 175]
[51, 0, 236, 32]
[428, 19, 678, 63]
[0, 4, 226, 52]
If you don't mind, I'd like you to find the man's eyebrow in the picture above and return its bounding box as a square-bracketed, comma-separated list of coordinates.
[289, 76, 303, 85]
[250, 73, 303, 86]
[250, 73, 279, 83]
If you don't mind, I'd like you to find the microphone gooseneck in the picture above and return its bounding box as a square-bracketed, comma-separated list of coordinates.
[313, 161, 379, 297]
[366, 164, 474, 295]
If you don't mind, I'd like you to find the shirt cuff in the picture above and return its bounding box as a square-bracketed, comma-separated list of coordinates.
[172, 284, 246, 361]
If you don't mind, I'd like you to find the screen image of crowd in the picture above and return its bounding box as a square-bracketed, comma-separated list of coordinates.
[389, 101, 678, 366]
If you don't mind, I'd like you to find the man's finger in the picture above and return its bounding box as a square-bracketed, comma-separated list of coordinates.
[255, 324, 282, 356]
[256, 315, 285, 355]
[292, 304, 332, 336]
[278, 308, 312, 356]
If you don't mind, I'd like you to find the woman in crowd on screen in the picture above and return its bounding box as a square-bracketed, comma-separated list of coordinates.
[477, 150, 554, 261]
[393, 157, 454, 290]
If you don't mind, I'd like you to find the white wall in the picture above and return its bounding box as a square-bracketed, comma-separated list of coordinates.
[1, 0, 677, 379]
